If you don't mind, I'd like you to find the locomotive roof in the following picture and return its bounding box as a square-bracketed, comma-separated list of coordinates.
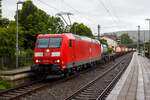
[37, 33, 75, 39]
[37, 33, 99, 43]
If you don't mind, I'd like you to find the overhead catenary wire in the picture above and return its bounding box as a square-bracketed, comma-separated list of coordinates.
[33, 0, 130, 33]
[35, 0, 72, 26]
[97, 0, 119, 26]
[107, 0, 121, 23]
[36, 0, 61, 12]
[62, 0, 125, 32]
[35, 0, 94, 28]
[61, 0, 95, 23]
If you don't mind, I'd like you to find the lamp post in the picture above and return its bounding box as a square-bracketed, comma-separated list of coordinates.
[137, 25, 140, 53]
[74, 24, 78, 34]
[98, 24, 100, 39]
[16, 0, 23, 68]
[145, 18, 150, 58]
[144, 31, 145, 56]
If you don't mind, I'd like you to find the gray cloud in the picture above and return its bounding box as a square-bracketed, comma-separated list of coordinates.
[2, 0, 150, 34]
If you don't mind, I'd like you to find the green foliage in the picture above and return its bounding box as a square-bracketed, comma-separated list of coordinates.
[0, 77, 12, 89]
[60, 89, 64, 94]
[148, 41, 150, 54]
[108, 47, 113, 54]
[25, 49, 33, 56]
[120, 34, 133, 45]
[0, 20, 25, 56]
[100, 39, 108, 46]
[80, 74, 84, 78]
[0, 27, 15, 56]
[19, 62, 33, 67]
[0, 66, 8, 70]
[0, 0, 1, 19]
[70, 22, 93, 37]
[17, 0, 65, 49]
[0, 18, 9, 27]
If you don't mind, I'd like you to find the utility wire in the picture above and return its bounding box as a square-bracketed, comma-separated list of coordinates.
[62, 0, 94, 23]
[97, 0, 120, 26]
[37, 0, 61, 12]
[63, 0, 122, 29]
[107, 0, 121, 23]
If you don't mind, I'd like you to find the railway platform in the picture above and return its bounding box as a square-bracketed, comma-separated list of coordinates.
[0, 66, 31, 75]
[0, 66, 33, 83]
[106, 52, 150, 100]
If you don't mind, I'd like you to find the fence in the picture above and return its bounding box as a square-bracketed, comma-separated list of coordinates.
[0, 56, 33, 69]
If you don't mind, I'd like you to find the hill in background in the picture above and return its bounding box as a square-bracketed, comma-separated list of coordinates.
[105, 30, 150, 42]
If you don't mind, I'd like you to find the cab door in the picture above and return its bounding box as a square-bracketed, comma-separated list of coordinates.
[70, 40, 76, 64]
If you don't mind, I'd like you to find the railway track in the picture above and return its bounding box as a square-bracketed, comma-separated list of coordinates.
[64, 53, 133, 100]
[0, 53, 131, 100]
[0, 62, 103, 100]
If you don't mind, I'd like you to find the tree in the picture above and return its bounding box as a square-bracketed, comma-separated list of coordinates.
[120, 34, 133, 45]
[16, 0, 65, 49]
[100, 38, 108, 46]
[0, 18, 9, 27]
[0, 20, 25, 56]
[70, 22, 93, 37]
[0, 21, 16, 56]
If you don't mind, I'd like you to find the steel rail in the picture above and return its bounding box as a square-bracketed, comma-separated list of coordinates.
[64, 53, 132, 100]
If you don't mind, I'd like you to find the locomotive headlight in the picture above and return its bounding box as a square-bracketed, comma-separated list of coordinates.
[35, 60, 40, 63]
[46, 49, 49, 52]
[54, 59, 60, 63]
[56, 59, 60, 63]
[35, 60, 38, 63]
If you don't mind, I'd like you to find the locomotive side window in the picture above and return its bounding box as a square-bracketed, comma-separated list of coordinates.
[49, 37, 62, 48]
[37, 38, 49, 48]
[69, 40, 72, 47]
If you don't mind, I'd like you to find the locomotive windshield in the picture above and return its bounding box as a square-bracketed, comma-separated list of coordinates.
[37, 37, 62, 48]
[49, 37, 62, 48]
[37, 38, 49, 48]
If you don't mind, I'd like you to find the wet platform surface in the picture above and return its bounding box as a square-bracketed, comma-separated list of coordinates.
[107, 52, 150, 100]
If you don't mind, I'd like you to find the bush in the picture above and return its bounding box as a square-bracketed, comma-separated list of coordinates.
[0, 66, 8, 70]
[0, 77, 12, 89]
[108, 47, 113, 54]
[20, 49, 34, 57]
[26, 49, 34, 56]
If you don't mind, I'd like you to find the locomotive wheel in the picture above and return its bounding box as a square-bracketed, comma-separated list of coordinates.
[64, 69, 71, 77]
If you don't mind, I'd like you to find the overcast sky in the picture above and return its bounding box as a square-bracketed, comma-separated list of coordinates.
[2, 0, 150, 35]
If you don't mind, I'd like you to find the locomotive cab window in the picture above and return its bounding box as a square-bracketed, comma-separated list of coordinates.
[69, 40, 72, 47]
[49, 37, 62, 48]
[36, 37, 62, 48]
[37, 38, 49, 48]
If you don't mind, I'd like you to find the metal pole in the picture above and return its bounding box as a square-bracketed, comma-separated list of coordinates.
[67, 14, 72, 26]
[16, 1, 23, 68]
[138, 25, 140, 53]
[74, 24, 76, 34]
[98, 24, 100, 39]
[144, 31, 145, 56]
[145, 18, 150, 58]
[148, 19, 150, 58]
[16, 3, 18, 69]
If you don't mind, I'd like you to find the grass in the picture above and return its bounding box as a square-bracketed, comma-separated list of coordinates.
[0, 77, 12, 89]
[0, 66, 8, 71]
[0, 62, 33, 71]
[80, 74, 84, 78]
[60, 89, 64, 94]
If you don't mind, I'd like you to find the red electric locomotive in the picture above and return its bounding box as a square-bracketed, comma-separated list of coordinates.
[33, 33, 101, 76]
